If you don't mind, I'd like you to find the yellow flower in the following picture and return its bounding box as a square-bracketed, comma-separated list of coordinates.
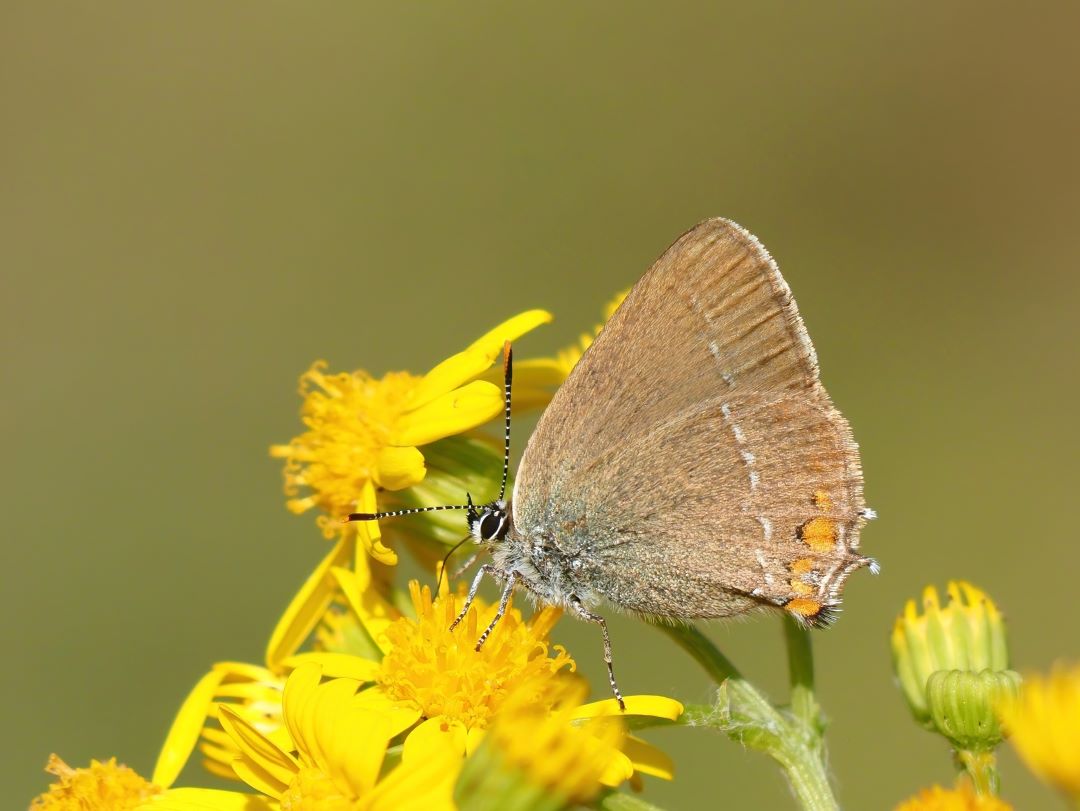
[376, 580, 574, 729]
[892, 581, 1009, 727]
[894, 781, 1013, 811]
[150, 663, 459, 811]
[334, 571, 683, 788]
[458, 676, 630, 806]
[270, 309, 550, 565]
[125, 660, 455, 807]
[29, 749, 274, 811]
[508, 290, 628, 410]
[30, 755, 163, 811]
[999, 662, 1080, 801]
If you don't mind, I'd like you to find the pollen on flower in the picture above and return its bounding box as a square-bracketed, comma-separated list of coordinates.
[270, 362, 422, 538]
[377, 581, 574, 729]
[30, 754, 161, 811]
[487, 677, 627, 804]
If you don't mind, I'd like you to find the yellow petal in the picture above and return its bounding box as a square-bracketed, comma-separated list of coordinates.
[326, 703, 395, 797]
[230, 758, 288, 801]
[573, 694, 684, 721]
[355, 478, 396, 566]
[623, 735, 676, 780]
[408, 348, 496, 414]
[367, 744, 460, 811]
[464, 726, 486, 756]
[465, 309, 553, 359]
[265, 534, 353, 669]
[598, 748, 636, 787]
[408, 310, 552, 411]
[198, 757, 238, 782]
[212, 661, 277, 683]
[152, 669, 225, 787]
[137, 787, 275, 810]
[351, 687, 424, 736]
[280, 666, 402, 799]
[281, 652, 381, 682]
[504, 357, 569, 388]
[393, 380, 502, 447]
[332, 563, 402, 655]
[374, 445, 426, 491]
[217, 706, 297, 796]
[300, 678, 370, 795]
[280, 663, 323, 763]
[402, 716, 468, 763]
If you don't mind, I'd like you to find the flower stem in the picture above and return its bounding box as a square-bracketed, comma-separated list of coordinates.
[653, 619, 838, 811]
[956, 750, 1000, 796]
[783, 615, 821, 733]
[652, 622, 741, 683]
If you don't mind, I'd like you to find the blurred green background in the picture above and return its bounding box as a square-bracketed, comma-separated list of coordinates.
[5, 3, 1079, 808]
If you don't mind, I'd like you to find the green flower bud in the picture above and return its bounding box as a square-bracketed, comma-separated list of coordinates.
[891, 581, 1008, 727]
[926, 668, 1021, 752]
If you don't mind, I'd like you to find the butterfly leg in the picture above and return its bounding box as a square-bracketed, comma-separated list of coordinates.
[475, 569, 521, 651]
[449, 563, 499, 632]
[451, 549, 485, 581]
[570, 597, 625, 711]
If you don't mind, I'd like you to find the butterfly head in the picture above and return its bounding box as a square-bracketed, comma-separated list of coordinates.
[466, 493, 509, 544]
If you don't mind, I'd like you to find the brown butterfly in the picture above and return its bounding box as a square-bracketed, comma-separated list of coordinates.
[351, 218, 876, 707]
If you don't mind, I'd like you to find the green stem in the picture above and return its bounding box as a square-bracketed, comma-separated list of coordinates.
[783, 615, 820, 732]
[653, 620, 838, 811]
[773, 747, 840, 811]
[956, 750, 999, 796]
[649, 621, 740, 683]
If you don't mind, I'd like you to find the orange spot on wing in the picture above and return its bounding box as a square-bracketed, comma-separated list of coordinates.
[813, 489, 833, 511]
[790, 579, 814, 596]
[799, 517, 837, 552]
[786, 598, 822, 618]
[791, 557, 814, 575]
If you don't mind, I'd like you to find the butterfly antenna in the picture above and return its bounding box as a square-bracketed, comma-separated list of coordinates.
[344, 503, 472, 523]
[435, 534, 473, 594]
[498, 341, 513, 501]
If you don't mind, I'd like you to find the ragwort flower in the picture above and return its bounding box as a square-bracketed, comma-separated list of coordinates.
[331, 571, 683, 789]
[457, 676, 631, 807]
[30, 755, 163, 811]
[894, 780, 1013, 811]
[270, 310, 550, 565]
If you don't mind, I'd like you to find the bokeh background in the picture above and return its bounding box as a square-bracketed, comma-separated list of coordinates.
[5, 3, 1079, 808]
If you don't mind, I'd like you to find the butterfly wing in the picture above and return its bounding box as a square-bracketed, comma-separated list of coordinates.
[512, 218, 871, 625]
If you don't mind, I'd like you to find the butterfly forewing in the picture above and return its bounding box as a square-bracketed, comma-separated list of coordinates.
[512, 218, 870, 625]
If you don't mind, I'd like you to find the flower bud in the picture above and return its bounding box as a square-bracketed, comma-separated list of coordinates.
[891, 581, 1008, 727]
[926, 669, 1021, 752]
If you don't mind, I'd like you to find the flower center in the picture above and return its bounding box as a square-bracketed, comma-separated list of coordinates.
[30, 755, 161, 811]
[377, 583, 574, 729]
[272, 363, 419, 532]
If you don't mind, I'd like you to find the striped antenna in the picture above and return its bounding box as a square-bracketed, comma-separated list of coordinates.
[345, 503, 473, 523]
[343, 344, 515, 525]
[499, 341, 513, 500]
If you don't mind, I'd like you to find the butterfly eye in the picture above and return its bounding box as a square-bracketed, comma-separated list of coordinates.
[479, 510, 506, 541]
